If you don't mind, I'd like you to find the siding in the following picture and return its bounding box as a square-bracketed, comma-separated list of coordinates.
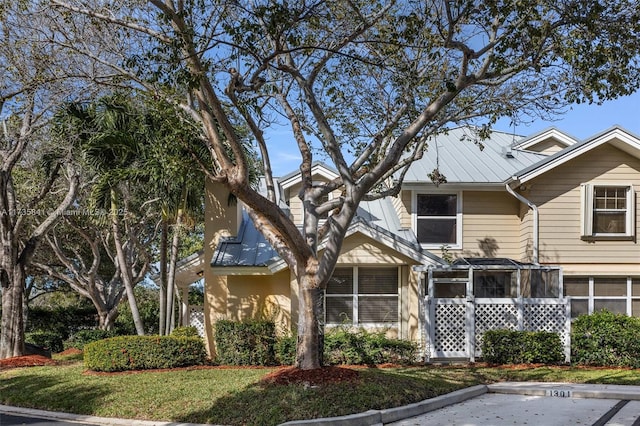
[528, 144, 640, 265]
[525, 139, 567, 155]
[399, 190, 412, 228]
[449, 191, 521, 259]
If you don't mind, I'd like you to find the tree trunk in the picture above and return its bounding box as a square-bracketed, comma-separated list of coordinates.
[159, 218, 168, 335]
[111, 190, 145, 335]
[0, 265, 26, 359]
[295, 274, 324, 370]
[97, 306, 119, 331]
[165, 208, 184, 335]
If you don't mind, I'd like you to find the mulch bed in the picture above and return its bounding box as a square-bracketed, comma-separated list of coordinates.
[58, 348, 83, 356]
[260, 366, 361, 386]
[0, 355, 57, 370]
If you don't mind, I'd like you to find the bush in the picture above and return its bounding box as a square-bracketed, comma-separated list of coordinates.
[324, 327, 418, 366]
[481, 329, 564, 365]
[64, 329, 115, 350]
[171, 326, 201, 338]
[25, 331, 64, 353]
[275, 334, 297, 366]
[84, 335, 207, 372]
[27, 306, 98, 340]
[214, 320, 276, 366]
[273, 328, 418, 366]
[572, 310, 640, 368]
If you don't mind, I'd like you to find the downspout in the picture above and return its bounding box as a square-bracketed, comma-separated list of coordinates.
[505, 183, 539, 265]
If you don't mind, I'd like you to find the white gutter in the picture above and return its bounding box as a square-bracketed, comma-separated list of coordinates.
[505, 183, 539, 264]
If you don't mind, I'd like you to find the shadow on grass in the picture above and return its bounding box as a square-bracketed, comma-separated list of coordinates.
[0, 373, 110, 415]
[174, 367, 474, 426]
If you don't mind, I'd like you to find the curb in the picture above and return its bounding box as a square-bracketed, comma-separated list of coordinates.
[0, 404, 217, 426]
[279, 385, 488, 426]
[488, 382, 640, 401]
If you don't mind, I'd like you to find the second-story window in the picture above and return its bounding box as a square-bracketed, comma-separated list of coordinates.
[416, 194, 459, 246]
[581, 183, 635, 239]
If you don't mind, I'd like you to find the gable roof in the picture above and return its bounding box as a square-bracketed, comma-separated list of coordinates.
[512, 127, 578, 151]
[402, 127, 547, 185]
[511, 126, 640, 185]
[278, 162, 339, 190]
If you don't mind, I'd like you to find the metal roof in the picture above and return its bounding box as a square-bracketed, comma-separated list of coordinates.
[211, 196, 435, 268]
[402, 127, 547, 184]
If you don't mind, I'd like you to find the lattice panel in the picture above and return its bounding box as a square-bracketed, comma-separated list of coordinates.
[434, 303, 467, 353]
[189, 306, 206, 337]
[524, 304, 569, 346]
[474, 304, 518, 351]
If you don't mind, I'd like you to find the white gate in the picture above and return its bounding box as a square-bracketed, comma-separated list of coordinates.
[424, 296, 571, 362]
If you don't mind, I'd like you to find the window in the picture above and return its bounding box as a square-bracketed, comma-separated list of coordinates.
[473, 271, 516, 298]
[563, 276, 640, 318]
[415, 193, 460, 247]
[581, 184, 635, 239]
[325, 267, 399, 325]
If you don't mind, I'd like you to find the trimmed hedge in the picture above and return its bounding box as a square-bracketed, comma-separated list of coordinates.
[27, 306, 97, 339]
[64, 329, 115, 350]
[84, 335, 207, 372]
[171, 326, 201, 338]
[324, 328, 418, 365]
[481, 329, 564, 365]
[25, 331, 64, 353]
[214, 320, 276, 366]
[274, 328, 418, 366]
[572, 310, 640, 368]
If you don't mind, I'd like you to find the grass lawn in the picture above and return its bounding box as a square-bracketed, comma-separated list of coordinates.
[3, 359, 640, 426]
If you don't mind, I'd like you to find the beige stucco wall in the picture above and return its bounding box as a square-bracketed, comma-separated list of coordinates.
[225, 271, 292, 333]
[203, 179, 240, 355]
[526, 144, 640, 270]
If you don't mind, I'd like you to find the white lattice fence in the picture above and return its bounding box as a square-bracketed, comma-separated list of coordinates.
[189, 306, 205, 337]
[425, 297, 571, 362]
[433, 302, 467, 354]
[474, 301, 519, 355]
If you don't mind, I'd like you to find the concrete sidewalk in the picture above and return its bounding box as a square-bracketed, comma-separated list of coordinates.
[4, 382, 640, 426]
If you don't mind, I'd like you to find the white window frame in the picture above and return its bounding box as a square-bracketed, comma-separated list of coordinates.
[564, 276, 640, 318]
[325, 266, 400, 327]
[581, 183, 635, 239]
[413, 191, 463, 249]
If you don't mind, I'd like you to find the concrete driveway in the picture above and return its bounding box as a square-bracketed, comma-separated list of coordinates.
[387, 393, 640, 425]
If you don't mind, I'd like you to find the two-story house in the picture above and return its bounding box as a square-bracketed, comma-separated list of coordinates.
[191, 125, 640, 361]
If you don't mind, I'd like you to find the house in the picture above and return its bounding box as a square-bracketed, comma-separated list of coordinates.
[185, 125, 640, 361]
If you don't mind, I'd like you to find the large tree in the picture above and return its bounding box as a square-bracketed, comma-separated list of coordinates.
[50, 0, 640, 368]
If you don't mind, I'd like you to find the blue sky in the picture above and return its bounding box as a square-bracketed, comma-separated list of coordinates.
[267, 92, 640, 177]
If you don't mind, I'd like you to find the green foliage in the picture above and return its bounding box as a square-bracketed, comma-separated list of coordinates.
[64, 329, 115, 350]
[214, 320, 276, 366]
[25, 331, 64, 353]
[323, 327, 418, 366]
[274, 328, 418, 366]
[114, 286, 160, 335]
[571, 310, 640, 368]
[84, 335, 207, 372]
[26, 306, 98, 340]
[274, 334, 297, 366]
[481, 329, 564, 365]
[171, 326, 200, 338]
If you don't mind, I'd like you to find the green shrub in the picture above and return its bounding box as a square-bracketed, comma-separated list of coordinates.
[25, 331, 64, 353]
[214, 320, 276, 366]
[275, 334, 297, 366]
[84, 335, 207, 372]
[171, 326, 201, 338]
[324, 327, 417, 365]
[272, 328, 418, 366]
[27, 306, 97, 340]
[481, 329, 564, 365]
[64, 329, 115, 350]
[572, 310, 640, 368]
